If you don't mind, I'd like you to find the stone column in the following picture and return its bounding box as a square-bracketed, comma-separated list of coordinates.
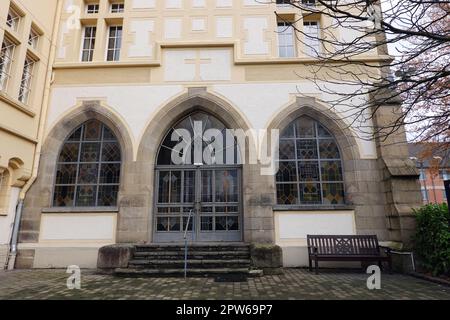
[371, 92, 422, 248]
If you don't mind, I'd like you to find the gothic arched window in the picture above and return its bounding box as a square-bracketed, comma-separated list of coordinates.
[276, 116, 345, 205]
[53, 120, 121, 207]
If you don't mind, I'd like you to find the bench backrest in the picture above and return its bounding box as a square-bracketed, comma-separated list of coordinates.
[307, 235, 381, 256]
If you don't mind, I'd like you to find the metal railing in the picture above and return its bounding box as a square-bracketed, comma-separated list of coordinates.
[183, 209, 194, 279]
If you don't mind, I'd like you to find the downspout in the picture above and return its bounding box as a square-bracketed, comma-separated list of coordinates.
[7, 0, 63, 270]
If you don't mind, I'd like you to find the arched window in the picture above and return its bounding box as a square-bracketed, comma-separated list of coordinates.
[53, 120, 121, 207]
[276, 116, 345, 205]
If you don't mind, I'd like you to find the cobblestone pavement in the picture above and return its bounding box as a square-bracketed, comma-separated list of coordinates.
[0, 268, 449, 300]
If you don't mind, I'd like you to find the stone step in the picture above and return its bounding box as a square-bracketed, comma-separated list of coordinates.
[129, 259, 251, 269]
[114, 268, 263, 278]
[135, 245, 250, 253]
[133, 251, 250, 260]
[133, 255, 250, 261]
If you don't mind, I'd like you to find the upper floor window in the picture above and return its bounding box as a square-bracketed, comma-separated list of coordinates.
[106, 26, 122, 61]
[18, 56, 35, 104]
[303, 21, 320, 57]
[276, 116, 345, 205]
[81, 26, 97, 62]
[419, 168, 427, 180]
[86, 3, 99, 14]
[28, 28, 40, 49]
[440, 169, 450, 181]
[277, 21, 296, 58]
[6, 6, 20, 32]
[0, 38, 15, 92]
[276, 0, 293, 7]
[53, 120, 122, 207]
[302, 0, 316, 6]
[111, 3, 125, 13]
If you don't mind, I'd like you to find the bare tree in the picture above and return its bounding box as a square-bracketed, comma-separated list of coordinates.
[273, 0, 449, 152]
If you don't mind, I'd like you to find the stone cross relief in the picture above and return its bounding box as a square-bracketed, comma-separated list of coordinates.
[184, 52, 212, 81]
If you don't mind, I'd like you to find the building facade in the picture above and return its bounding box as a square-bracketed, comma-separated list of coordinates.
[409, 143, 450, 205]
[0, 0, 59, 269]
[11, 0, 422, 269]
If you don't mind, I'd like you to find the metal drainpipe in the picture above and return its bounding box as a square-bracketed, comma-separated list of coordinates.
[7, 199, 24, 269]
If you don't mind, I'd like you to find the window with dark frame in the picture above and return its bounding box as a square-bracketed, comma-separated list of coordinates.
[81, 26, 97, 62]
[276, 116, 345, 205]
[106, 26, 123, 61]
[53, 120, 122, 207]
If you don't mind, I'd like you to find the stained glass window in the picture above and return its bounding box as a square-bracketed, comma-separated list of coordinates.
[276, 116, 345, 205]
[53, 120, 121, 207]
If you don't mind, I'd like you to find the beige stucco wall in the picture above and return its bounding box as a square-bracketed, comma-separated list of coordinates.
[0, 0, 58, 268]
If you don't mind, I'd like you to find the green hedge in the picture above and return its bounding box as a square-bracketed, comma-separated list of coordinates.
[413, 203, 450, 276]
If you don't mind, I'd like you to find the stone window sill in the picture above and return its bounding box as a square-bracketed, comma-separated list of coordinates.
[42, 207, 119, 213]
[273, 205, 355, 211]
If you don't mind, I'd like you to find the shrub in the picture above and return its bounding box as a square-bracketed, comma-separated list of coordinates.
[413, 203, 450, 276]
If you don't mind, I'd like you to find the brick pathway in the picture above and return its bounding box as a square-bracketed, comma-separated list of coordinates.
[0, 268, 449, 300]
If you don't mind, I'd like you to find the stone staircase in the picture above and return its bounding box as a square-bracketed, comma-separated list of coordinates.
[114, 243, 262, 277]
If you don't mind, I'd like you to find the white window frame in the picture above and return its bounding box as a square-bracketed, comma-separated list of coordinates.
[0, 38, 15, 92]
[86, 3, 100, 14]
[6, 7, 20, 32]
[80, 26, 97, 62]
[110, 3, 125, 13]
[106, 25, 123, 61]
[303, 20, 320, 57]
[277, 21, 296, 58]
[18, 56, 35, 104]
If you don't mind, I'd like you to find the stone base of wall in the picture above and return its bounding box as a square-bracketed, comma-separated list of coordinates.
[0, 245, 8, 270]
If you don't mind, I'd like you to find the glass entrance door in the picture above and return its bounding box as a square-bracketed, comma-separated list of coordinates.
[154, 166, 242, 242]
[153, 111, 243, 243]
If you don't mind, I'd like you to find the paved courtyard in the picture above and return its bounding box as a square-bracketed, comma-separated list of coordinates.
[0, 268, 449, 300]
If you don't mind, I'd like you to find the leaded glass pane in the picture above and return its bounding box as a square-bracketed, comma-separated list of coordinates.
[227, 216, 239, 230]
[276, 162, 297, 182]
[157, 217, 169, 231]
[279, 140, 295, 159]
[80, 143, 100, 162]
[320, 161, 343, 181]
[158, 171, 171, 203]
[169, 171, 181, 203]
[55, 164, 77, 184]
[183, 170, 195, 203]
[299, 183, 321, 204]
[317, 124, 332, 137]
[298, 161, 320, 181]
[53, 120, 121, 207]
[99, 163, 120, 184]
[201, 170, 213, 202]
[295, 117, 316, 137]
[53, 186, 75, 207]
[216, 216, 227, 230]
[296, 140, 318, 159]
[59, 143, 79, 162]
[102, 142, 121, 161]
[319, 139, 340, 159]
[67, 127, 82, 141]
[280, 123, 295, 138]
[83, 120, 102, 140]
[322, 183, 345, 205]
[75, 185, 97, 206]
[201, 216, 213, 231]
[97, 185, 119, 206]
[276, 183, 298, 205]
[215, 170, 238, 202]
[77, 163, 99, 184]
[169, 217, 181, 231]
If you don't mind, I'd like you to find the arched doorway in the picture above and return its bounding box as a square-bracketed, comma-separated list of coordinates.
[153, 111, 243, 243]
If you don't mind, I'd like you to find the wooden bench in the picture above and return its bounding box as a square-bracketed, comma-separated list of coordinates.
[307, 235, 392, 274]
